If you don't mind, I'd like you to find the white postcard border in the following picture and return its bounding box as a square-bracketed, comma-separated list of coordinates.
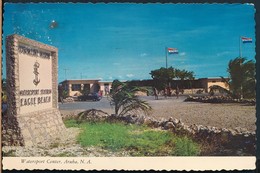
[3, 157, 256, 171]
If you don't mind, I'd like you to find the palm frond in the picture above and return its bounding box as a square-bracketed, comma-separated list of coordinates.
[109, 80, 152, 116]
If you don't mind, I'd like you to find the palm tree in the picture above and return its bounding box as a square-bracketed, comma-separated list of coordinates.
[109, 80, 152, 116]
[222, 57, 255, 99]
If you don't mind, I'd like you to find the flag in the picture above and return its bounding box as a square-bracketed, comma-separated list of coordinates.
[241, 37, 252, 43]
[168, 48, 178, 54]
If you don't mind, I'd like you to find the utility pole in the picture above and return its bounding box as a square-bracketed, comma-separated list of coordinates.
[63, 68, 69, 80]
[80, 72, 83, 79]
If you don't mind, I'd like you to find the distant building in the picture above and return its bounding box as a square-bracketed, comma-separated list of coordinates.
[59, 77, 229, 97]
[199, 77, 229, 92]
[59, 79, 113, 97]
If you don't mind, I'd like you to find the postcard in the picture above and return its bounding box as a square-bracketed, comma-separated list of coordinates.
[1, 2, 256, 171]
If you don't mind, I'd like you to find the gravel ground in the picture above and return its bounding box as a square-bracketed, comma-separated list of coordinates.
[62, 96, 256, 132]
[145, 96, 256, 132]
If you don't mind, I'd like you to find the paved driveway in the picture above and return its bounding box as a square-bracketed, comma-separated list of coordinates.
[59, 95, 187, 115]
[59, 96, 113, 112]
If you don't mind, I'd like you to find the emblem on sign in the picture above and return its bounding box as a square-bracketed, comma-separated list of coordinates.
[33, 61, 40, 86]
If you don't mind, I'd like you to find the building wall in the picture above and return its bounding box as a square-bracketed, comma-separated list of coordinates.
[68, 84, 81, 96]
[60, 78, 229, 96]
[207, 81, 229, 92]
[61, 80, 104, 97]
[201, 78, 229, 92]
[99, 82, 112, 96]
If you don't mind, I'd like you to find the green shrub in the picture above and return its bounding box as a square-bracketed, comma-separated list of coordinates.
[64, 119, 200, 156]
[64, 119, 79, 128]
[173, 136, 201, 156]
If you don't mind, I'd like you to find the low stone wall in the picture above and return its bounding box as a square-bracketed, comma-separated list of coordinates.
[2, 108, 66, 146]
[182, 88, 205, 94]
[143, 117, 255, 155]
[185, 95, 256, 105]
[62, 110, 255, 155]
[62, 97, 75, 103]
[2, 115, 24, 146]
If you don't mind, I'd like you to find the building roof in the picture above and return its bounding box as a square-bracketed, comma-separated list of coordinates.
[99, 81, 113, 83]
[60, 79, 100, 84]
[206, 77, 228, 79]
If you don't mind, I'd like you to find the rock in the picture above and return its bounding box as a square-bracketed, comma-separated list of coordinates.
[183, 125, 189, 130]
[154, 121, 160, 128]
[158, 120, 165, 127]
[164, 122, 175, 130]
[143, 117, 152, 125]
[229, 129, 237, 136]
[197, 125, 203, 131]
[172, 118, 179, 125]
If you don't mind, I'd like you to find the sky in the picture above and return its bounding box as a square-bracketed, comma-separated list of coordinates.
[3, 3, 256, 82]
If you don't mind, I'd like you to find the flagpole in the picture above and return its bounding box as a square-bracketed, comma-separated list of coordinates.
[239, 36, 243, 99]
[165, 47, 168, 68]
[239, 36, 242, 57]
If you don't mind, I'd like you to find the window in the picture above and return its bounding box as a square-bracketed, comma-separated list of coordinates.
[64, 84, 69, 91]
[72, 84, 81, 91]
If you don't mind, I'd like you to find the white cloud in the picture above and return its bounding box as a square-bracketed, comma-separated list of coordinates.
[113, 63, 121, 66]
[108, 76, 113, 80]
[216, 51, 230, 57]
[126, 74, 134, 78]
[179, 52, 186, 56]
[245, 3, 254, 6]
[140, 53, 148, 57]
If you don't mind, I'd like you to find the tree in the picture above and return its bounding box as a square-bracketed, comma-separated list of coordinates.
[175, 69, 195, 90]
[58, 84, 68, 102]
[109, 80, 152, 116]
[150, 67, 175, 91]
[222, 57, 255, 99]
[150, 67, 195, 91]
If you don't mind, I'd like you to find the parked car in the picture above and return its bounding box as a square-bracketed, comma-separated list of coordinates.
[78, 93, 102, 101]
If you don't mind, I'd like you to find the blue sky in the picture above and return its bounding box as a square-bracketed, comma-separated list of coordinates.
[3, 3, 255, 82]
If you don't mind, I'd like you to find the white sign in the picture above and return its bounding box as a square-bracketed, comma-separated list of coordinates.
[18, 44, 53, 114]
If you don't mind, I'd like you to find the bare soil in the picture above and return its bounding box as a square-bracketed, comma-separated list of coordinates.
[146, 96, 256, 132]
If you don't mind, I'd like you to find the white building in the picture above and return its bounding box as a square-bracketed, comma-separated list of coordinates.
[60, 79, 113, 97]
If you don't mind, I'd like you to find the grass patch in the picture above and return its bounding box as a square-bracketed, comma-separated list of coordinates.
[64, 119, 79, 127]
[64, 119, 201, 156]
